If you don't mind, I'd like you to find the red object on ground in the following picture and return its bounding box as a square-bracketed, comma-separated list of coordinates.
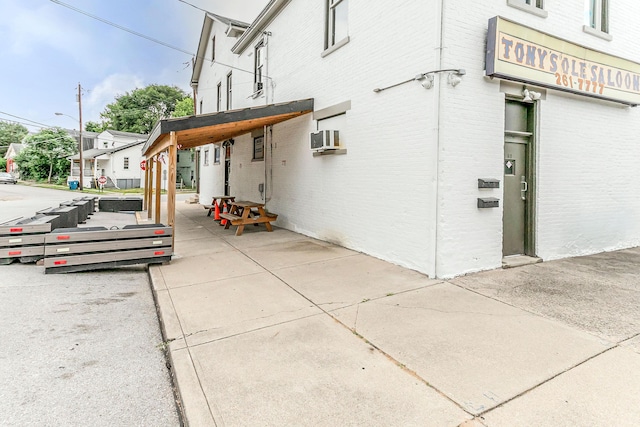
[214, 200, 221, 221]
[220, 202, 227, 226]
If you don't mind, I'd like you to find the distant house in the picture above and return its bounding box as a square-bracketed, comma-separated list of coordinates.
[68, 130, 147, 189]
[4, 143, 23, 174]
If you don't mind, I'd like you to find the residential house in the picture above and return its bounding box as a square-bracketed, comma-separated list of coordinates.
[4, 143, 23, 174]
[143, 0, 640, 279]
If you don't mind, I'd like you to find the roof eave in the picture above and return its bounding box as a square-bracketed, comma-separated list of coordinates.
[232, 0, 290, 54]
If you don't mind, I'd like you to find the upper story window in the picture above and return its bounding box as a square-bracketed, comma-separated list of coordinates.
[217, 83, 222, 112]
[323, 0, 349, 56]
[584, 0, 611, 39]
[254, 41, 265, 93]
[123, 157, 129, 170]
[211, 36, 216, 61]
[507, 0, 547, 17]
[199, 100, 203, 115]
[226, 73, 232, 110]
[214, 146, 220, 164]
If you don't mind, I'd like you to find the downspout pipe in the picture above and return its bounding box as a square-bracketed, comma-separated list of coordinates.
[432, 0, 446, 278]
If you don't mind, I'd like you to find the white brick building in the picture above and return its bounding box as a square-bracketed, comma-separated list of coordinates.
[148, 0, 640, 278]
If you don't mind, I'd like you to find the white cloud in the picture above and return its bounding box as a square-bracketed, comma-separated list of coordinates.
[84, 73, 146, 121]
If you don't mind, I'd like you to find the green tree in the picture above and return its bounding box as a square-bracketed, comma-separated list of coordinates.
[0, 121, 29, 157]
[85, 121, 106, 133]
[0, 158, 6, 172]
[96, 84, 188, 134]
[15, 128, 77, 183]
[172, 97, 194, 118]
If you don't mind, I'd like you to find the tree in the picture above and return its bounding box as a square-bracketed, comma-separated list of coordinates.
[172, 97, 195, 118]
[95, 84, 188, 134]
[85, 121, 106, 133]
[0, 121, 28, 157]
[15, 128, 77, 183]
[0, 158, 6, 172]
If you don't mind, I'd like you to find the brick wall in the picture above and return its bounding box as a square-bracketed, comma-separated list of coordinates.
[195, 0, 640, 278]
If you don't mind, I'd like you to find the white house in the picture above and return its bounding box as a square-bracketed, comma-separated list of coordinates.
[69, 130, 148, 188]
[144, 0, 640, 279]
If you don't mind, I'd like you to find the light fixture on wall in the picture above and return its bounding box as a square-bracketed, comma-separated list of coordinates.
[414, 73, 435, 89]
[373, 68, 466, 93]
[522, 88, 541, 103]
[447, 71, 464, 87]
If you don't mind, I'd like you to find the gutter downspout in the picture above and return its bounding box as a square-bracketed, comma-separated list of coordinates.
[263, 31, 273, 204]
[432, 0, 446, 278]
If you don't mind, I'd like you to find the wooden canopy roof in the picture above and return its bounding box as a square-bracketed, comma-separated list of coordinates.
[142, 98, 314, 158]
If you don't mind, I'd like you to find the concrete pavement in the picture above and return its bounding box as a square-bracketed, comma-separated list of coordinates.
[149, 201, 640, 426]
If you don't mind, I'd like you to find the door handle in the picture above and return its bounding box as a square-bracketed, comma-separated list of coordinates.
[521, 177, 528, 200]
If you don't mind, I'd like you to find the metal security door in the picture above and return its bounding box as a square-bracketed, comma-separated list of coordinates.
[503, 141, 527, 255]
[503, 100, 533, 257]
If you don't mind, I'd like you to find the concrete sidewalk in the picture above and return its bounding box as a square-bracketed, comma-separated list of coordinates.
[149, 202, 640, 426]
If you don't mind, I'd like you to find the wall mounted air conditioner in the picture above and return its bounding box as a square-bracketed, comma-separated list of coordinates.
[310, 130, 340, 151]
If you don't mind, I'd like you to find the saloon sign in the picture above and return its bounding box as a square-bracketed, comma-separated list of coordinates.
[486, 16, 640, 106]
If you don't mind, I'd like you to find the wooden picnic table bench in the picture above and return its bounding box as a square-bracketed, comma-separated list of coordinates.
[222, 201, 277, 236]
[203, 196, 235, 217]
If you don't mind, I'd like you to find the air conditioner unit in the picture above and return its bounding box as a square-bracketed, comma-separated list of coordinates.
[310, 130, 340, 151]
[253, 81, 263, 93]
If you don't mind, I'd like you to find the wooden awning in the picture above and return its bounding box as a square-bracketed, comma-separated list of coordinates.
[142, 98, 314, 158]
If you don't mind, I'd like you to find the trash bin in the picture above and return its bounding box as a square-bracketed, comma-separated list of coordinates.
[69, 181, 79, 190]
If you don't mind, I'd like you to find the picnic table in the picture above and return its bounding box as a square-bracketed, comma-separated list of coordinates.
[219, 201, 277, 236]
[203, 196, 236, 217]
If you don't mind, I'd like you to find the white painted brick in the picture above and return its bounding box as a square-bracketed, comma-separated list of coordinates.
[194, 0, 640, 278]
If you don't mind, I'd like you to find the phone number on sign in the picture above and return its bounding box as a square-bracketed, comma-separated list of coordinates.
[555, 73, 604, 95]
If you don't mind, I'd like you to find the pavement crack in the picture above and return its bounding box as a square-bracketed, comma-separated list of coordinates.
[373, 301, 529, 317]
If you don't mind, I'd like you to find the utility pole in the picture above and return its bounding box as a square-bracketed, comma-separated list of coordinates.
[77, 83, 84, 191]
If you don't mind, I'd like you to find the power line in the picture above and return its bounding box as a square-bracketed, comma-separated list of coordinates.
[49, 0, 267, 79]
[49, 0, 195, 56]
[0, 111, 53, 129]
[176, 0, 213, 14]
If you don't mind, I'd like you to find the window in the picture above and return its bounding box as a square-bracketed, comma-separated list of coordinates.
[325, 0, 349, 52]
[217, 83, 222, 112]
[254, 42, 264, 93]
[177, 153, 180, 163]
[214, 146, 220, 164]
[226, 72, 232, 110]
[585, 0, 609, 35]
[123, 157, 129, 170]
[204, 149, 210, 166]
[211, 36, 216, 61]
[507, 0, 547, 17]
[253, 136, 264, 161]
[199, 100, 203, 115]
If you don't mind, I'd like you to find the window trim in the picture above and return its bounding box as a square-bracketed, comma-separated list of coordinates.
[226, 72, 232, 110]
[203, 149, 210, 166]
[323, 0, 350, 55]
[214, 146, 221, 164]
[216, 82, 222, 112]
[584, 0, 611, 40]
[254, 41, 265, 94]
[253, 136, 264, 161]
[506, 0, 548, 18]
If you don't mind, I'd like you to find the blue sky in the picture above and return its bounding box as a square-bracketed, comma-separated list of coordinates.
[0, 0, 268, 133]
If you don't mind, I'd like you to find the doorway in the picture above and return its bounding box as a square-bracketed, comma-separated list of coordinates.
[503, 100, 536, 257]
[224, 145, 231, 196]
